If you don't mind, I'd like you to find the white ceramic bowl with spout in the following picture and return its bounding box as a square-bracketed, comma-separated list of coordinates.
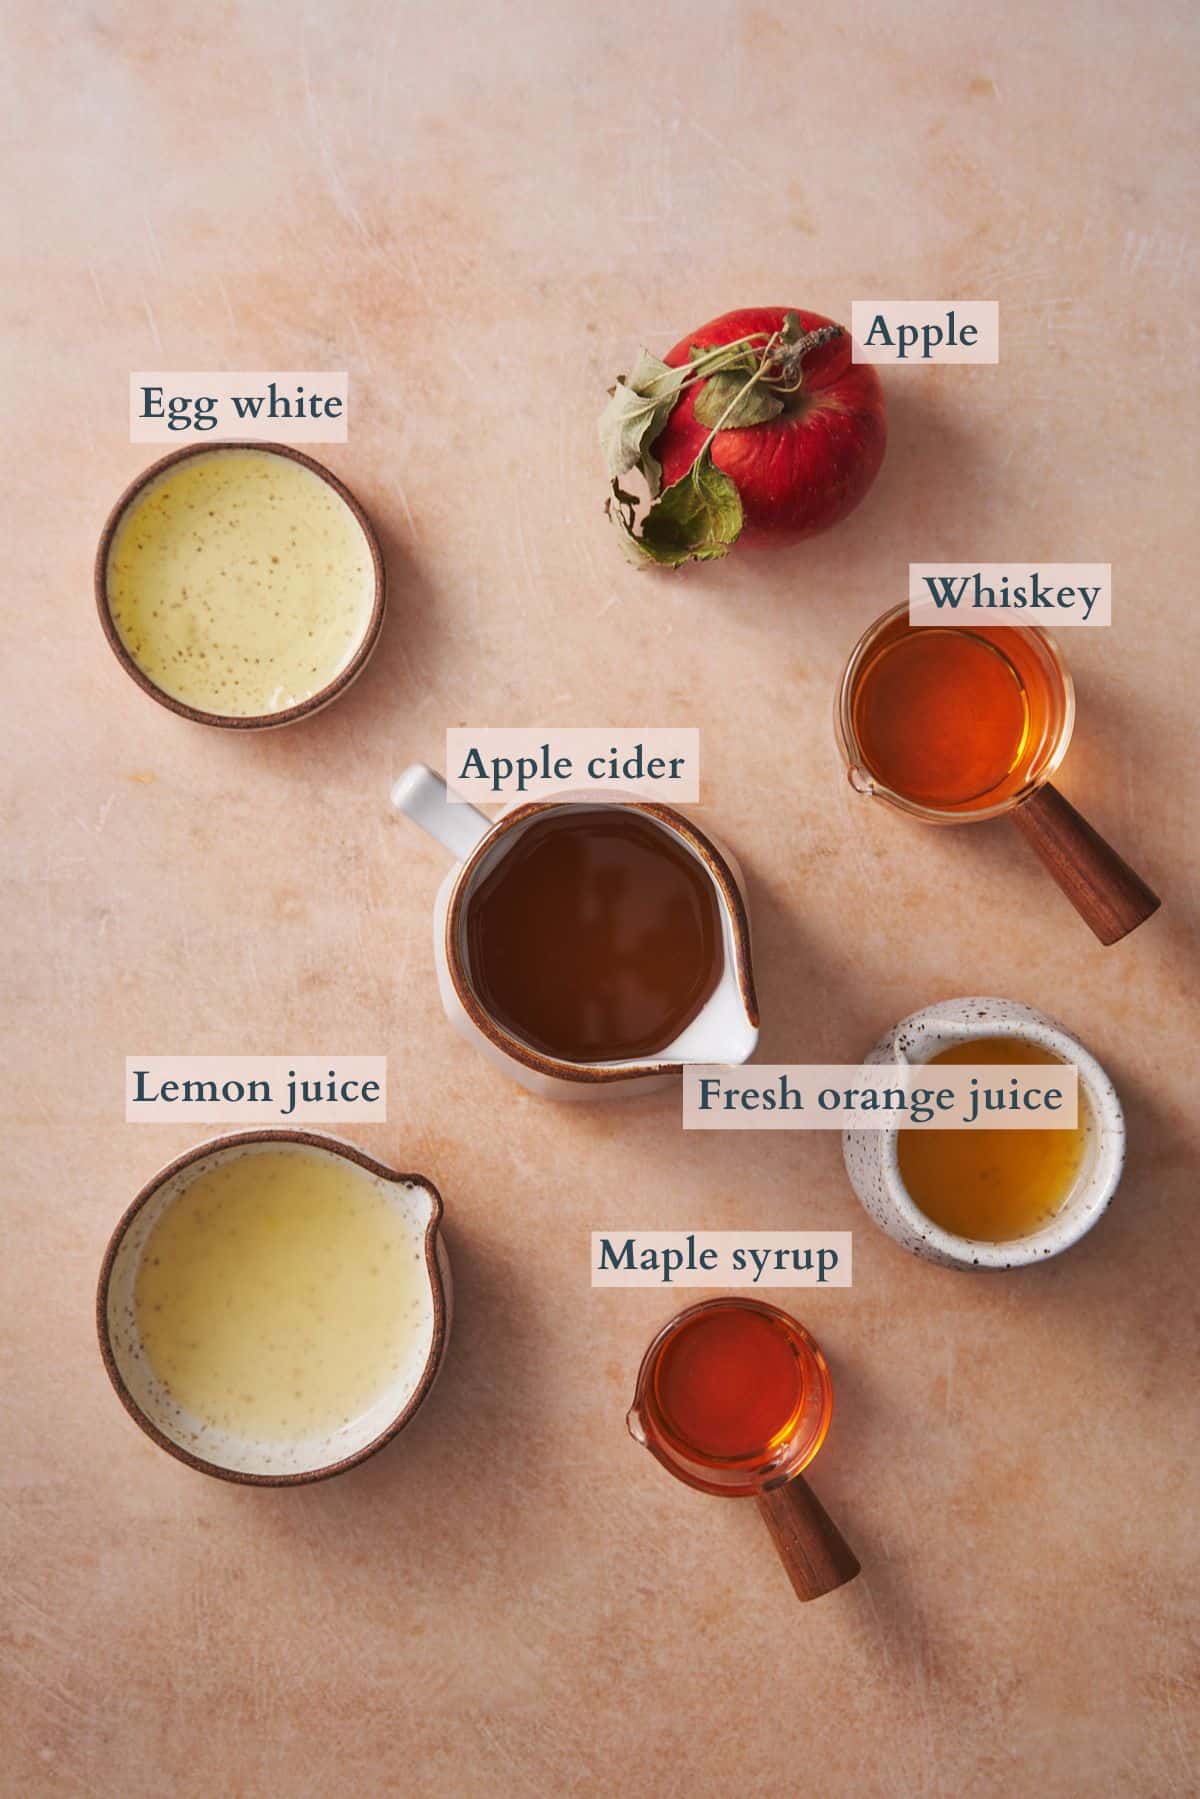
[97, 1131, 452, 1482]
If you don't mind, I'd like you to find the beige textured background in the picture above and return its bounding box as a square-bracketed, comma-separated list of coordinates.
[3, 2, 1198, 1794]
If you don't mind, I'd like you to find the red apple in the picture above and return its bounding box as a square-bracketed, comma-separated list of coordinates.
[655, 306, 886, 540]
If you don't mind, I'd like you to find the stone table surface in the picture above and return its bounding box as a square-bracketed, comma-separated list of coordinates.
[3, 1, 1198, 1794]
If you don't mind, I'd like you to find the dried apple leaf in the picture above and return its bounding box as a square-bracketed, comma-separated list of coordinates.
[693, 371, 784, 429]
[597, 349, 688, 496]
[611, 454, 744, 567]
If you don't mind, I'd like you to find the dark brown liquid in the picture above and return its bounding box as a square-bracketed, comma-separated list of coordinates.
[465, 810, 723, 1062]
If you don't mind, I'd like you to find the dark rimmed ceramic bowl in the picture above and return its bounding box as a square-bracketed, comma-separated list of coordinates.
[97, 1130, 451, 1485]
[95, 442, 386, 730]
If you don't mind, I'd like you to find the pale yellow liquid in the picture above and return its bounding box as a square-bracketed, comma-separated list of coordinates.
[107, 448, 375, 716]
[134, 1149, 425, 1442]
[897, 1038, 1089, 1243]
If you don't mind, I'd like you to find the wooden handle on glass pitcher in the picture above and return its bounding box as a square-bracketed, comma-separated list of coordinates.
[756, 1475, 860, 1602]
[1011, 783, 1161, 946]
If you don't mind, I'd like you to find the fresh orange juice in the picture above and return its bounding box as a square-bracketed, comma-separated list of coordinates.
[898, 1038, 1089, 1241]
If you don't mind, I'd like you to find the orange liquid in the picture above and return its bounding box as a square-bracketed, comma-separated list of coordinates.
[851, 619, 1061, 811]
[898, 1038, 1089, 1242]
[651, 1303, 807, 1464]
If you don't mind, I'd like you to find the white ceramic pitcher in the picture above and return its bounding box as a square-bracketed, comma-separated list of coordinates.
[392, 765, 759, 1100]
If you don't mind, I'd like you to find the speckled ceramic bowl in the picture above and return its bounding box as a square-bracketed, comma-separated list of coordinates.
[842, 997, 1123, 1270]
[97, 1131, 451, 1483]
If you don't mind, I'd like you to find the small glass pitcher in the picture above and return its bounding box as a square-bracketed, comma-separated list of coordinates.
[627, 1299, 860, 1602]
[836, 605, 1160, 945]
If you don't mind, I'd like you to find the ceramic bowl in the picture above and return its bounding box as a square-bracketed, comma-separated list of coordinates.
[842, 997, 1124, 1270]
[95, 442, 386, 729]
[97, 1130, 451, 1484]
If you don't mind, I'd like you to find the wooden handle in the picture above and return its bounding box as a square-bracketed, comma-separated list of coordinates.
[1010, 783, 1161, 946]
[755, 1475, 860, 1602]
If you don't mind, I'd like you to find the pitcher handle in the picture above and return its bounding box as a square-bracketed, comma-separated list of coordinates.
[391, 764, 492, 861]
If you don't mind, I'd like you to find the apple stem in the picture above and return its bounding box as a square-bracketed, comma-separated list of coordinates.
[767, 323, 844, 394]
[794, 323, 843, 359]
